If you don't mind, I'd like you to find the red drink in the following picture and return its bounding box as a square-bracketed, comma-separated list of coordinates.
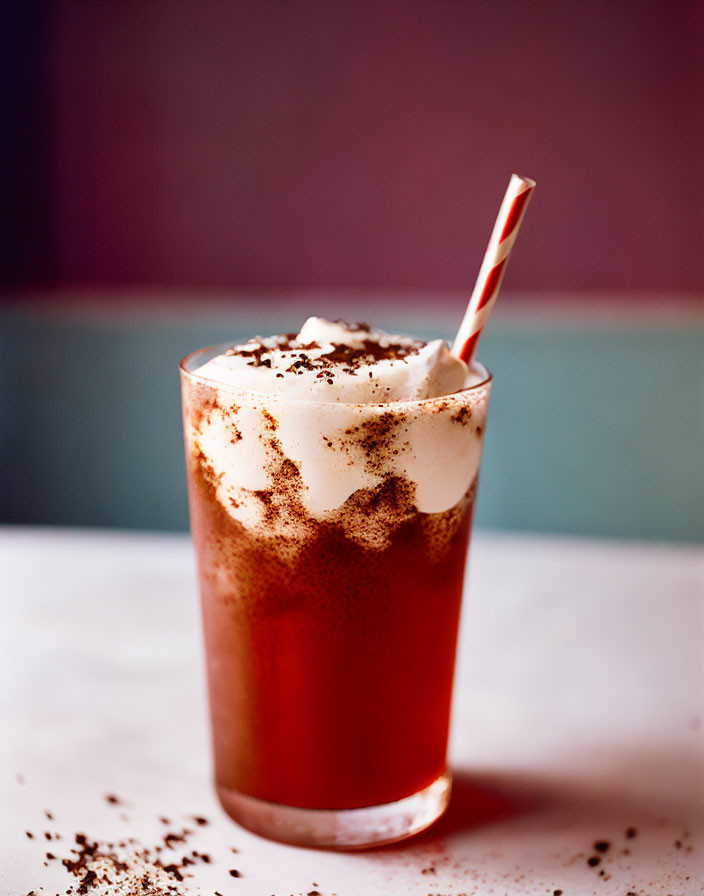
[180, 320, 491, 847]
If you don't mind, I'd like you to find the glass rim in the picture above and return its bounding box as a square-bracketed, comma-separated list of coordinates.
[179, 340, 492, 409]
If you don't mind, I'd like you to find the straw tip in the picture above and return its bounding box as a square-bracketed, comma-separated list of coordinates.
[511, 172, 536, 190]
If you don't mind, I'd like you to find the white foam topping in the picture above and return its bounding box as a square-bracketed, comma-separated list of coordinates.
[184, 318, 491, 545]
[195, 316, 477, 402]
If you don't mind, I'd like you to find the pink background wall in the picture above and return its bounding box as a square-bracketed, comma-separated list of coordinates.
[9, 1, 704, 293]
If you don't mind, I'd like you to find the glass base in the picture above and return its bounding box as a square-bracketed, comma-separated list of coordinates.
[217, 771, 452, 849]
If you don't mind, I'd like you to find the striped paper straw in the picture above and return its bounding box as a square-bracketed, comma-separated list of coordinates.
[452, 173, 536, 363]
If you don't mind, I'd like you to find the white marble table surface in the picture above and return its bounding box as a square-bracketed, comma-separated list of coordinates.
[1, 527, 702, 896]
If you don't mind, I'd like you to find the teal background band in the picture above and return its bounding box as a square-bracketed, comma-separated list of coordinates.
[1, 299, 702, 542]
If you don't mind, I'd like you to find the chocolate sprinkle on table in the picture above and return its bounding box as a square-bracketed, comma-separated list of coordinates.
[593, 839, 610, 852]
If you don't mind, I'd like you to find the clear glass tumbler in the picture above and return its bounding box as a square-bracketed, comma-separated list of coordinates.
[180, 343, 491, 848]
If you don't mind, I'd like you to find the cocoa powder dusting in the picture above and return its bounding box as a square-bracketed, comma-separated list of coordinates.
[355, 411, 399, 471]
[24, 809, 236, 896]
[451, 405, 472, 425]
[317, 338, 419, 367]
[219, 321, 423, 380]
[193, 447, 221, 490]
[261, 408, 279, 431]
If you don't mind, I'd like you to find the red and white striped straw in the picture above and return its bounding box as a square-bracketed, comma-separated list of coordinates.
[452, 173, 536, 364]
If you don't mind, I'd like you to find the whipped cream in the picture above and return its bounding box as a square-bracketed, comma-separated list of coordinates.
[195, 317, 476, 403]
[182, 318, 491, 549]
